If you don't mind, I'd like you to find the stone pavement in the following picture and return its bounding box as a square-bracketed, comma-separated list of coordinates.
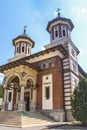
[0, 125, 46, 130]
[0, 122, 72, 130]
[0, 111, 85, 130]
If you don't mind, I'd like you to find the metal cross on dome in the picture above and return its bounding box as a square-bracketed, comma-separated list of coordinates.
[56, 8, 61, 17]
[23, 25, 27, 35]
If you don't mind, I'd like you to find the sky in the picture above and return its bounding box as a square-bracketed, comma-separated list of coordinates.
[0, 0, 87, 83]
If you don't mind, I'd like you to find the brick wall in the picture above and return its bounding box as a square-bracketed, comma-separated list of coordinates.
[36, 74, 42, 109]
[36, 55, 64, 110]
[52, 56, 64, 109]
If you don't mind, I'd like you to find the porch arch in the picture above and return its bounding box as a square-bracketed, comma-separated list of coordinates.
[4, 73, 21, 87]
[24, 74, 36, 87]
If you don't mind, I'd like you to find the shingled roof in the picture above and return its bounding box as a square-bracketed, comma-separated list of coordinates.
[46, 17, 74, 32]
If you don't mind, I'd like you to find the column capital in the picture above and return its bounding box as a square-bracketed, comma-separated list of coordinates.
[20, 83, 26, 88]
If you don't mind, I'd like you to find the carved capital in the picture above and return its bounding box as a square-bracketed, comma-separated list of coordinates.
[20, 83, 26, 88]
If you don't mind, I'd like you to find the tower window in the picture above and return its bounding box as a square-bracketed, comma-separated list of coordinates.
[21, 43, 25, 53]
[54, 26, 59, 39]
[22, 46, 24, 52]
[62, 26, 66, 37]
[63, 29, 66, 36]
[55, 30, 58, 37]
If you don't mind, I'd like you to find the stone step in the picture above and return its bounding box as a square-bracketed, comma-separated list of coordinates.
[0, 111, 54, 126]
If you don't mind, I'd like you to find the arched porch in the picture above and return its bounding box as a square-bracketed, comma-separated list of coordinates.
[2, 74, 37, 112]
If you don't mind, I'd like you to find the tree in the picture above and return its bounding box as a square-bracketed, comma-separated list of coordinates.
[71, 78, 87, 126]
[0, 84, 3, 98]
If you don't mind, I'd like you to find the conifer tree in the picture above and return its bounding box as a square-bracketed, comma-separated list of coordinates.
[71, 78, 87, 126]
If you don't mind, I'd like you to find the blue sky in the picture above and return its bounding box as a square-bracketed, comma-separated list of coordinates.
[0, 0, 87, 83]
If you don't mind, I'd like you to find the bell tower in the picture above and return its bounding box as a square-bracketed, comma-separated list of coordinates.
[8, 26, 35, 62]
[46, 9, 74, 43]
[45, 9, 80, 121]
[13, 26, 35, 57]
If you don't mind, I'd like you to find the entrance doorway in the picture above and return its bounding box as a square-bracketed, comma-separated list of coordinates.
[24, 92, 30, 111]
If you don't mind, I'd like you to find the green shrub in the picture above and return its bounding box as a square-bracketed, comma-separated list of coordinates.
[71, 78, 87, 126]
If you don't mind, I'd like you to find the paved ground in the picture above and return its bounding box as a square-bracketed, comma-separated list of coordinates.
[45, 124, 87, 130]
[0, 124, 46, 130]
[0, 122, 69, 130]
[0, 122, 87, 130]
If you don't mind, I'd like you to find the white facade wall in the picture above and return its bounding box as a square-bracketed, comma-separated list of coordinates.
[28, 50, 64, 63]
[71, 72, 79, 93]
[42, 74, 53, 109]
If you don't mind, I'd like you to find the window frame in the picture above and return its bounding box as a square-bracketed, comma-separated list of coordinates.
[16, 44, 20, 53]
[54, 26, 59, 39]
[21, 43, 25, 53]
[45, 86, 50, 100]
[61, 25, 67, 37]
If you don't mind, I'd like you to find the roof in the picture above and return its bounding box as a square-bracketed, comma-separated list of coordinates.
[46, 17, 74, 32]
[0, 44, 68, 73]
[0, 60, 40, 73]
[13, 35, 35, 48]
[24, 44, 68, 60]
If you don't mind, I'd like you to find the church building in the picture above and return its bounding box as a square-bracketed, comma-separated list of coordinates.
[0, 11, 87, 121]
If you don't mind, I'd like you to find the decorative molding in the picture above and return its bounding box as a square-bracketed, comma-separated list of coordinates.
[39, 67, 62, 75]
[21, 71, 27, 78]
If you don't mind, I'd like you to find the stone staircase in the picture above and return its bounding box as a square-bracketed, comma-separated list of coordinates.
[0, 111, 54, 127]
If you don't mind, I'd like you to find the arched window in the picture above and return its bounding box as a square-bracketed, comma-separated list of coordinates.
[43, 63, 46, 69]
[27, 45, 30, 55]
[40, 62, 46, 69]
[54, 26, 59, 39]
[26, 79, 34, 89]
[27, 43, 31, 55]
[21, 43, 25, 53]
[49, 62, 52, 68]
[61, 26, 66, 37]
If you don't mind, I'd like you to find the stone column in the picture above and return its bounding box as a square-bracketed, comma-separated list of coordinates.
[2, 87, 8, 111]
[4, 89, 7, 102]
[18, 84, 26, 111]
[20, 86, 24, 101]
[30, 89, 36, 112]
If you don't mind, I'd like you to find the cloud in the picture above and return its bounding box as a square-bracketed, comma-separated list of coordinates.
[0, 77, 3, 84]
[54, 11, 58, 17]
[71, 7, 87, 23]
[34, 12, 43, 21]
[79, 48, 87, 58]
[0, 73, 4, 84]
[42, 46, 45, 50]
[78, 48, 87, 72]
